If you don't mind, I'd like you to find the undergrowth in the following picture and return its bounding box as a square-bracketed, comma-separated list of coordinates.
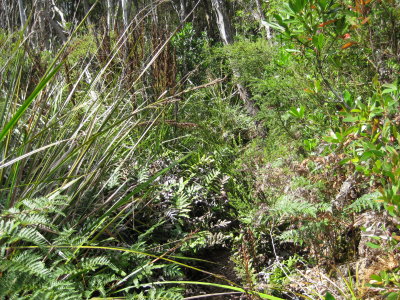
[0, 0, 399, 299]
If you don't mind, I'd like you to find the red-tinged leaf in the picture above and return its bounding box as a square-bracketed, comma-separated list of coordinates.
[361, 17, 370, 24]
[355, 0, 363, 11]
[311, 5, 317, 9]
[342, 33, 351, 39]
[348, 5, 356, 11]
[342, 41, 357, 49]
[304, 88, 314, 94]
[318, 19, 336, 27]
[393, 235, 400, 241]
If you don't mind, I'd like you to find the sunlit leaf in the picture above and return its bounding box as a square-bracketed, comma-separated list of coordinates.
[366, 242, 380, 249]
[341, 41, 357, 49]
[325, 292, 336, 300]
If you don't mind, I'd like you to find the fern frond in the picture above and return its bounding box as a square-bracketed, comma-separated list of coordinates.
[346, 191, 382, 213]
[0, 252, 50, 278]
[11, 226, 47, 245]
[29, 280, 81, 300]
[84, 273, 119, 298]
[0, 219, 47, 245]
[127, 287, 184, 300]
[271, 196, 329, 220]
[163, 264, 183, 279]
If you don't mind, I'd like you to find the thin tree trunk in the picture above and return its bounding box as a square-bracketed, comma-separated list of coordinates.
[36, 0, 50, 49]
[211, 0, 233, 45]
[121, 0, 131, 29]
[106, 0, 113, 30]
[43, 10, 67, 42]
[151, 0, 158, 24]
[18, 0, 27, 29]
[172, 0, 186, 22]
[1, 0, 14, 30]
[133, 0, 139, 11]
[255, 0, 271, 39]
[83, 0, 92, 26]
[211, 0, 260, 119]
[52, 0, 67, 29]
[179, 0, 187, 21]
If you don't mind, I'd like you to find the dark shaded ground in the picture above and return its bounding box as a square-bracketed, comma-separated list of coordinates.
[184, 248, 248, 299]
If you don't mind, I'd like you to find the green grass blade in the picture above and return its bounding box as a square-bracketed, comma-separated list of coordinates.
[0, 63, 63, 143]
[0, 139, 70, 169]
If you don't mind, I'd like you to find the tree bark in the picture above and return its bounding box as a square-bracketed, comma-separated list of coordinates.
[133, 0, 139, 11]
[179, 0, 188, 21]
[52, 0, 67, 29]
[83, 0, 92, 26]
[1, 0, 17, 31]
[211, 0, 260, 119]
[254, 0, 271, 39]
[18, 0, 27, 29]
[106, 0, 114, 30]
[172, 0, 189, 22]
[210, 0, 234, 45]
[36, 0, 50, 49]
[121, 0, 132, 29]
[43, 10, 67, 42]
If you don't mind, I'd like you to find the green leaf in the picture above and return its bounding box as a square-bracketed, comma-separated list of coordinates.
[360, 151, 374, 161]
[289, 106, 305, 118]
[335, 16, 348, 35]
[386, 292, 400, 300]
[273, 14, 290, 32]
[317, 0, 331, 11]
[339, 157, 352, 165]
[325, 292, 336, 300]
[370, 274, 382, 281]
[382, 83, 397, 94]
[289, 0, 307, 13]
[265, 21, 286, 32]
[366, 242, 381, 249]
[343, 90, 354, 107]
[343, 115, 359, 122]
[285, 48, 301, 53]
[312, 34, 325, 51]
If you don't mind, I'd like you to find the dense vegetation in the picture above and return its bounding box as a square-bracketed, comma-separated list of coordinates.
[0, 0, 399, 299]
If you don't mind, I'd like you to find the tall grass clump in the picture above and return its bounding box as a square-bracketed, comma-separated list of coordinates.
[0, 8, 194, 299]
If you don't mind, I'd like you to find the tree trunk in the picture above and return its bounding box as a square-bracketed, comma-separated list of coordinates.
[82, 0, 92, 26]
[133, 0, 139, 11]
[121, 0, 131, 29]
[51, 0, 67, 29]
[106, 0, 114, 30]
[179, 0, 188, 21]
[1, 0, 16, 31]
[18, 0, 27, 29]
[36, 0, 50, 49]
[43, 10, 67, 42]
[255, 0, 271, 39]
[210, 0, 234, 45]
[210, 0, 260, 120]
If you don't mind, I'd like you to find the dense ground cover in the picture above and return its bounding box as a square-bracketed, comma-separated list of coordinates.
[0, 0, 399, 299]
